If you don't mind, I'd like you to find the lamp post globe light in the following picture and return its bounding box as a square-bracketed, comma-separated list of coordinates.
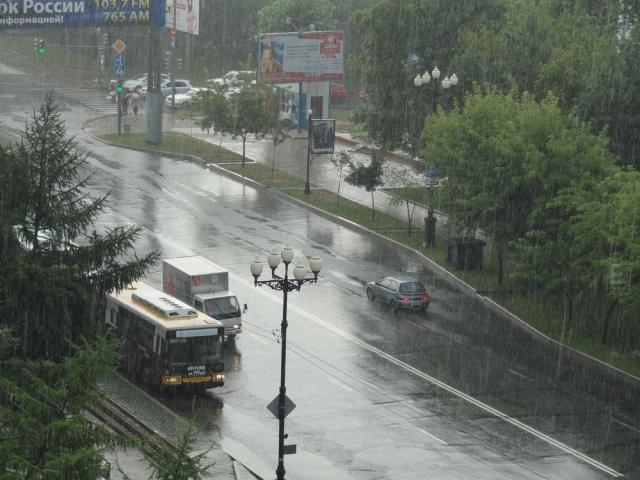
[413, 66, 458, 114]
[250, 245, 322, 480]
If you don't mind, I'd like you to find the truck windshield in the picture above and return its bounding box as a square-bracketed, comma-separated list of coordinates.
[167, 335, 222, 366]
[205, 296, 240, 319]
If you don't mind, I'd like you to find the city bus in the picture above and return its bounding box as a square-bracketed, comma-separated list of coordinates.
[104, 281, 225, 391]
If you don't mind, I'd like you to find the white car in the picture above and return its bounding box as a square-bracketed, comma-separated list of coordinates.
[208, 70, 255, 87]
[141, 79, 193, 98]
[164, 87, 208, 108]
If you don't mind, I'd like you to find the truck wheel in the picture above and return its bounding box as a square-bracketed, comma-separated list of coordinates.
[366, 288, 375, 301]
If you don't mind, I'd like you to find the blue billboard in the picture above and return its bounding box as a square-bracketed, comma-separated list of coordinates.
[0, 0, 165, 28]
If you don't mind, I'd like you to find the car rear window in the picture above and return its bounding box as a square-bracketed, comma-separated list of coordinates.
[399, 282, 425, 293]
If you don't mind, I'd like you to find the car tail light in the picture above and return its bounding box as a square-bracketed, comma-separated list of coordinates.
[421, 295, 429, 301]
[400, 296, 409, 303]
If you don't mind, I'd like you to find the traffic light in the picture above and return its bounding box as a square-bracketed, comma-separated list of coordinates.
[116, 80, 123, 94]
[33, 38, 38, 52]
[164, 50, 171, 72]
[102, 32, 109, 46]
[38, 39, 46, 55]
[176, 57, 183, 71]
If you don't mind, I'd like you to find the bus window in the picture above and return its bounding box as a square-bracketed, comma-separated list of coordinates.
[167, 335, 221, 367]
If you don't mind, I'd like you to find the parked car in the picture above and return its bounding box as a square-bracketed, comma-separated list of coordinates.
[331, 82, 347, 103]
[164, 87, 208, 108]
[141, 79, 193, 98]
[208, 70, 255, 87]
[365, 276, 430, 313]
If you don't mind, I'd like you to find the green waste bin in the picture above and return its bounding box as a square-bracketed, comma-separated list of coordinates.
[445, 237, 485, 270]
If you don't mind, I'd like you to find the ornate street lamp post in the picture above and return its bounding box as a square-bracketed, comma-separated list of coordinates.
[413, 66, 459, 114]
[250, 246, 322, 480]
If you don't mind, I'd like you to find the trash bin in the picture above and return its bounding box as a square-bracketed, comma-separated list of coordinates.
[123, 124, 131, 134]
[445, 237, 485, 270]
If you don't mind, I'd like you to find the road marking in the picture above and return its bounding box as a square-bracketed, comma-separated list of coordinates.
[406, 319, 427, 331]
[613, 418, 640, 435]
[249, 333, 269, 345]
[327, 377, 352, 392]
[418, 427, 447, 445]
[507, 368, 530, 381]
[106, 208, 624, 479]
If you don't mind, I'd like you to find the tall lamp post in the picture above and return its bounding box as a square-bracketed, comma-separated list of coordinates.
[304, 109, 313, 195]
[413, 66, 458, 114]
[250, 246, 322, 480]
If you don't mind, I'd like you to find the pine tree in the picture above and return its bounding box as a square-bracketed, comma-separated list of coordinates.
[0, 328, 131, 479]
[0, 95, 159, 360]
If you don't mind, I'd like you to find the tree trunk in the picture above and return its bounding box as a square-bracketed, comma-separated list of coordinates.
[271, 141, 276, 178]
[371, 191, 375, 222]
[497, 248, 504, 285]
[337, 177, 341, 207]
[600, 299, 617, 345]
[242, 136, 246, 168]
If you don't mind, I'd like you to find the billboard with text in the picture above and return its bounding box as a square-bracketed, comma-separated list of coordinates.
[165, 0, 198, 35]
[0, 0, 165, 29]
[258, 31, 344, 84]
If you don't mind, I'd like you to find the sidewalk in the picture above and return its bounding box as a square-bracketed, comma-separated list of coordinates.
[85, 112, 446, 239]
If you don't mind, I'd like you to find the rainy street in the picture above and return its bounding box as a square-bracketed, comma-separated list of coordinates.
[0, 66, 637, 480]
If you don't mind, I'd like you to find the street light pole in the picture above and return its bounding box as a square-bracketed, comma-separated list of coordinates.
[304, 110, 313, 195]
[250, 247, 322, 480]
[413, 66, 458, 114]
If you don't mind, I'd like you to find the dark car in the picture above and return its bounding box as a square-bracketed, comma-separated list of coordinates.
[366, 276, 430, 313]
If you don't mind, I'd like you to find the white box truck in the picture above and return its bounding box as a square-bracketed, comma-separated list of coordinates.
[163, 256, 244, 340]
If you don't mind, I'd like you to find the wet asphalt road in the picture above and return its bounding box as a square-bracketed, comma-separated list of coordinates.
[0, 80, 638, 480]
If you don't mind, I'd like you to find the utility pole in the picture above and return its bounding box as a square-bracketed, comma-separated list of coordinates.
[171, 0, 177, 108]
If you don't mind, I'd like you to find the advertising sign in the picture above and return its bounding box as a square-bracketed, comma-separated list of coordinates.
[164, 0, 198, 35]
[310, 119, 335, 154]
[258, 31, 344, 84]
[0, 0, 165, 29]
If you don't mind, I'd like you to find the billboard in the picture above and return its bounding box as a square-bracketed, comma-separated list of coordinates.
[0, 0, 165, 28]
[258, 31, 344, 84]
[165, 0, 198, 35]
[310, 119, 335, 154]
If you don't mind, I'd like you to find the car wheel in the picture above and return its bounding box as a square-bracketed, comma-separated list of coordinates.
[366, 288, 375, 301]
[421, 306, 428, 315]
[391, 300, 400, 313]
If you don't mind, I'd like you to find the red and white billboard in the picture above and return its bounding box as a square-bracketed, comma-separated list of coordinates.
[258, 31, 345, 84]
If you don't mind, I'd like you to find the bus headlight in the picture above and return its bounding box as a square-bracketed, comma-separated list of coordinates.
[215, 373, 224, 381]
[163, 375, 181, 384]
[233, 324, 239, 329]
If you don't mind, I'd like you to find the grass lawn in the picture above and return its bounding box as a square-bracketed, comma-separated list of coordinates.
[383, 186, 445, 211]
[224, 162, 306, 189]
[100, 132, 244, 163]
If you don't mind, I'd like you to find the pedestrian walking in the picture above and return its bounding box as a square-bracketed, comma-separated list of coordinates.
[424, 209, 437, 248]
[122, 93, 129, 116]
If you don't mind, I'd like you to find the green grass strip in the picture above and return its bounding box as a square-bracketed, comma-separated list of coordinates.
[100, 132, 244, 163]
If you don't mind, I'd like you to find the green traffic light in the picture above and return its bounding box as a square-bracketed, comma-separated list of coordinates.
[38, 47, 46, 55]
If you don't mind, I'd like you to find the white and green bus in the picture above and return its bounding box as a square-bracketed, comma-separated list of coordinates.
[105, 281, 225, 390]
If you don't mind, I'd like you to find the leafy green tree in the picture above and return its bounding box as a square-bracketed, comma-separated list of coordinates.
[383, 163, 424, 236]
[0, 330, 128, 479]
[0, 96, 158, 360]
[227, 84, 270, 168]
[352, 0, 504, 153]
[345, 150, 384, 222]
[199, 88, 231, 146]
[264, 88, 294, 178]
[329, 149, 354, 207]
[422, 88, 615, 283]
[258, 0, 336, 33]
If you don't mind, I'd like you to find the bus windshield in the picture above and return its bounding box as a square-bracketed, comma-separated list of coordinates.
[167, 335, 222, 366]
[204, 296, 240, 319]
